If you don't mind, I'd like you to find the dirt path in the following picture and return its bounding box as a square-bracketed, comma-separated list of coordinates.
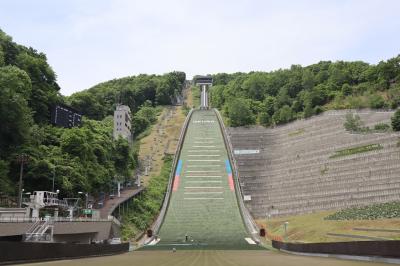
[138, 106, 186, 186]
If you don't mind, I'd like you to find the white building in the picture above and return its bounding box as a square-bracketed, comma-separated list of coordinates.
[113, 105, 132, 141]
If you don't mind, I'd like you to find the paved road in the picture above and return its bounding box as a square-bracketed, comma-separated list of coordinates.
[99, 187, 144, 218]
[24, 250, 390, 266]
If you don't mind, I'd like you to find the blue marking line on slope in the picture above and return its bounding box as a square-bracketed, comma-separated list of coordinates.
[225, 159, 232, 174]
[176, 160, 183, 176]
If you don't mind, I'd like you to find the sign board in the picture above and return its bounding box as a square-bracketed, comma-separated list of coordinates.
[234, 150, 260, 155]
[243, 195, 252, 201]
[83, 209, 92, 215]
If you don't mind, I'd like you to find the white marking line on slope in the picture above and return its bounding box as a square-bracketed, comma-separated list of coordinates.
[192, 146, 216, 148]
[188, 150, 220, 153]
[194, 141, 215, 144]
[186, 165, 221, 167]
[188, 160, 221, 162]
[184, 187, 222, 189]
[184, 192, 223, 195]
[186, 171, 221, 173]
[186, 181, 222, 183]
[188, 155, 221, 157]
[186, 176, 222, 178]
[184, 198, 224, 200]
[245, 238, 257, 245]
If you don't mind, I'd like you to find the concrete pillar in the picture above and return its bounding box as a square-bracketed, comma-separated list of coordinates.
[32, 208, 39, 219]
[117, 182, 121, 198]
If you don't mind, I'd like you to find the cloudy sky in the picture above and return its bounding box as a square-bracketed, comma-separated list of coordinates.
[0, 0, 399, 95]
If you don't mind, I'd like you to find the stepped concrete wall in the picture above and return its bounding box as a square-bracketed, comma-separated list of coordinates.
[227, 110, 400, 218]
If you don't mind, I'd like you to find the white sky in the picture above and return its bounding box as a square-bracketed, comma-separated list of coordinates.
[0, 0, 399, 95]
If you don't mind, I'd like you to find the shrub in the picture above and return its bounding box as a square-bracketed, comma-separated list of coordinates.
[368, 94, 386, 109]
[392, 109, 400, 131]
[374, 123, 391, 132]
[344, 113, 363, 132]
[325, 201, 400, 220]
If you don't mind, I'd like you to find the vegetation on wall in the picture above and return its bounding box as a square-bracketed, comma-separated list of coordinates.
[329, 144, 383, 159]
[344, 113, 392, 133]
[210, 56, 400, 127]
[325, 201, 400, 220]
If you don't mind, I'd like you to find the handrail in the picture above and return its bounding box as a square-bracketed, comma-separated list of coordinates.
[214, 108, 260, 242]
[151, 108, 194, 234]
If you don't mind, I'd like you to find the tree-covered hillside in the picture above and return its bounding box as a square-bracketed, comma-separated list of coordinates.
[210, 57, 400, 127]
[0, 28, 185, 199]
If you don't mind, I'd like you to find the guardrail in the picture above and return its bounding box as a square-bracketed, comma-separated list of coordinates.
[151, 108, 194, 234]
[214, 108, 260, 242]
[0, 217, 115, 223]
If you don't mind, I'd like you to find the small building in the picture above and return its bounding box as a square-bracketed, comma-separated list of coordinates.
[113, 105, 132, 142]
[51, 104, 82, 128]
[193, 75, 213, 86]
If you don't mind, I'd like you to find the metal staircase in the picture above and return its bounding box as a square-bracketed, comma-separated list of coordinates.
[24, 218, 54, 242]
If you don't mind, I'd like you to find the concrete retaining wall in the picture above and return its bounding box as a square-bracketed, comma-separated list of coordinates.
[272, 239, 400, 258]
[0, 241, 128, 265]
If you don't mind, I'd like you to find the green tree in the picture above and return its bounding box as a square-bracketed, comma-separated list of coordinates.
[242, 73, 268, 101]
[259, 112, 272, 127]
[0, 87, 33, 154]
[368, 94, 386, 109]
[303, 102, 314, 118]
[341, 83, 352, 96]
[263, 96, 276, 116]
[226, 98, 255, 127]
[0, 160, 12, 194]
[274, 105, 294, 125]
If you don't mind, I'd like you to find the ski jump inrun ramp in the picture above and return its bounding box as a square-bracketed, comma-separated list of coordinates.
[147, 108, 262, 249]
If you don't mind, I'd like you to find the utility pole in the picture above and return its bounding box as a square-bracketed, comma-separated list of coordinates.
[17, 154, 29, 208]
[52, 167, 56, 192]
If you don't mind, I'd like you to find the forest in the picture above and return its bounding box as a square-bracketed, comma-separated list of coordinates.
[210, 56, 400, 127]
[0, 28, 185, 199]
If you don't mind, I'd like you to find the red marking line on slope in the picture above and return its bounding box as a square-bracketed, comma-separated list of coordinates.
[173, 175, 180, 192]
[228, 174, 234, 191]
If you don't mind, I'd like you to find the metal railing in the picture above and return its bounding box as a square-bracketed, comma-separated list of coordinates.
[0, 216, 115, 223]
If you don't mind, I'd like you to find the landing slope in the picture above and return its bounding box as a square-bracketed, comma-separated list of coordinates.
[155, 109, 256, 249]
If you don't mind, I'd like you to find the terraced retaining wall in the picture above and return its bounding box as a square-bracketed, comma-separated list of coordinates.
[228, 110, 400, 218]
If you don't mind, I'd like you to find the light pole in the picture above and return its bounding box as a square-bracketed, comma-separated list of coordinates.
[52, 166, 56, 192]
[20, 189, 24, 207]
[16, 154, 29, 208]
[284, 221, 289, 241]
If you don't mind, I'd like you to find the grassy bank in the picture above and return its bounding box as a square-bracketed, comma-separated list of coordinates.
[121, 155, 173, 240]
[257, 209, 400, 243]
